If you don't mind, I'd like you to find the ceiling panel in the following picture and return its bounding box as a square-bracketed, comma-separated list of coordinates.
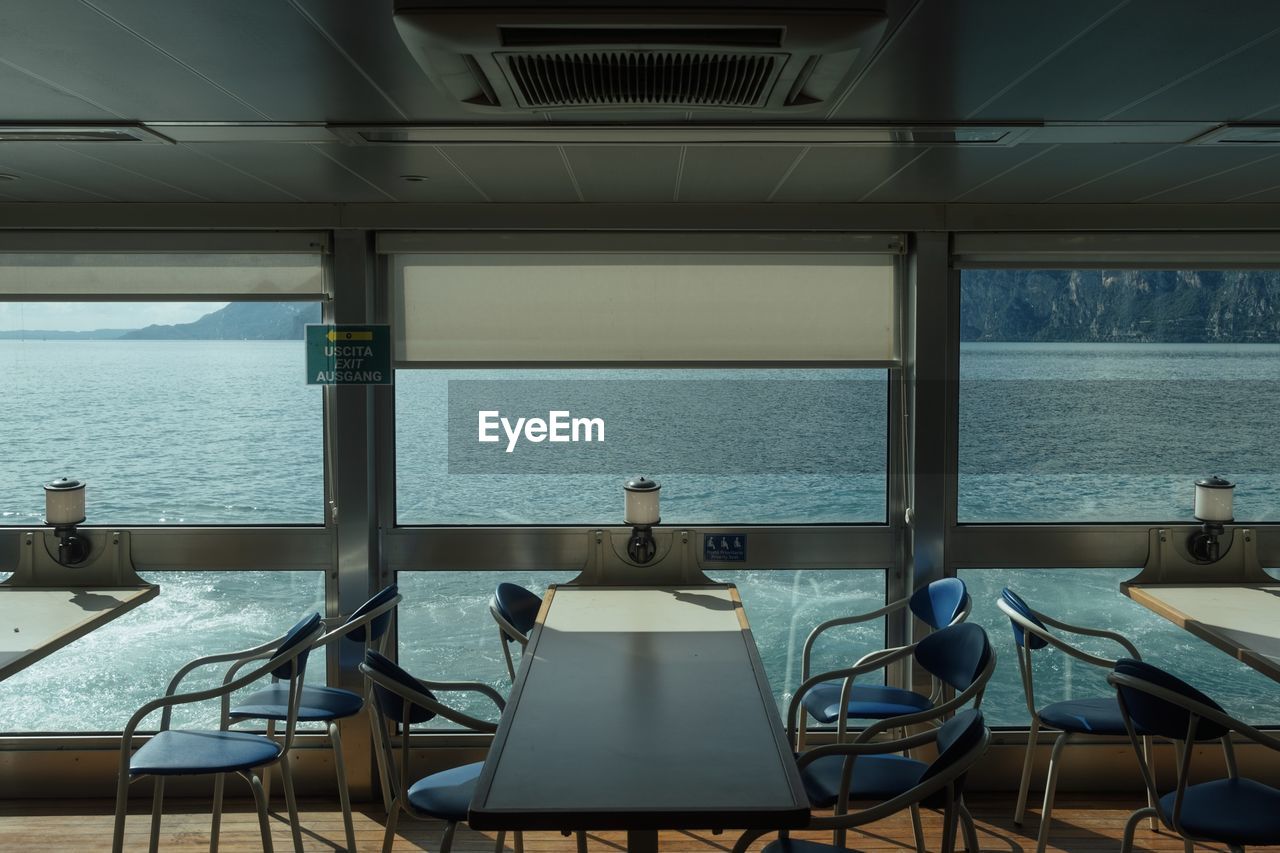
[307, 144, 488, 202]
[955, 144, 1172, 203]
[768, 147, 925, 202]
[0, 143, 205, 201]
[0, 154, 119, 202]
[435, 146, 580, 202]
[0, 0, 265, 120]
[861, 146, 1052, 202]
[677, 147, 806, 202]
[0, 62, 122, 121]
[1049, 147, 1280, 203]
[58, 142, 308, 202]
[1142, 153, 1280, 203]
[973, 0, 1280, 121]
[186, 143, 396, 202]
[833, 0, 1122, 121]
[565, 147, 682, 203]
[1110, 30, 1280, 122]
[80, 0, 403, 122]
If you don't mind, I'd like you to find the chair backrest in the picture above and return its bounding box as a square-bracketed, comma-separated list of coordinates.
[364, 650, 438, 725]
[268, 612, 322, 680]
[1112, 658, 1229, 742]
[908, 577, 969, 629]
[343, 583, 399, 645]
[493, 582, 542, 637]
[1000, 587, 1049, 650]
[915, 622, 992, 693]
[918, 708, 989, 806]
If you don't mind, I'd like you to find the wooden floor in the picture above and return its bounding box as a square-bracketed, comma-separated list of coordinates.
[1, 795, 1277, 853]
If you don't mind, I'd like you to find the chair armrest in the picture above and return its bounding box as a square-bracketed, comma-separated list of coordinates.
[851, 648, 997, 744]
[416, 679, 507, 713]
[125, 622, 324, 744]
[786, 645, 917, 745]
[998, 599, 1122, 669]
[360, 664, 503, 734]
[162, 637, 282, 698]
[1035, 610, 1142, 659]
[320, 594, 403, 646]
[796, 727, 940, 768]
[801, 597, 907, 679]
[1109, 671, 1280, 752]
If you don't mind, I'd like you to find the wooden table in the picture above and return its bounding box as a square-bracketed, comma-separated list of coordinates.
[468, 585, 809, 853]
[0, 586, 159, 680]
[1122, 583, 1280, 681]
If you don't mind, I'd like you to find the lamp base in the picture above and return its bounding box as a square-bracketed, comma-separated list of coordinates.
[1186, 522, 1225, 563]
[1126, 526, 1268, 586]
[626, 526, 657, 564]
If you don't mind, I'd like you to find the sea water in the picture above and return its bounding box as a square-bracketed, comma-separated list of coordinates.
[0, 340, 1276, 732]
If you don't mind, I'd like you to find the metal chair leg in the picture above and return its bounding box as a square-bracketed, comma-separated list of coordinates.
[941, 802, 959, 853]
[576, 830, 589, 853]
[211, 772, 226, 853]
[1120, 804, 1157, 853]
[440, 820, 459, 853]
[278, 756, 305, 853]
[500, 631, 517, 682]
[111, 770, 132, 853]
[246, 771, 275, 853]
[149, 777, 165, 853]
[328, 721, 358, 852]
[382, 799, 401, 853]
[960, 800, 980, 853]
[1035, 732, 1068, 853]
[262, 718, 277, 805]
[910, 803, 926, 853]
[1182, 840, 1193, 853]
[495, 829, 507, 853]
[1014, 718, 1040, 825]
[514, 829, 525, 853]
[367, 701, 393, 815]
[1142, 735, 1158, 832]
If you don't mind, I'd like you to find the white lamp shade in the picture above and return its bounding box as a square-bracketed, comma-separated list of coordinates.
[1193, 476, 1234, 523]
[624, 476, 661, 526]
[44, 477, 86, 526]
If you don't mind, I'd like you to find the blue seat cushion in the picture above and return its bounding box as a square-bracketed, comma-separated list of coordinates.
[1159, 778, 1280, 846]
[406, 761, 485, 821]
[130, 730, 281, 776]
[802, 681, 933, 724]
[801, 753, 926, 807]
[228, 685, 364, 723]
[1037, 696, 1135, 735]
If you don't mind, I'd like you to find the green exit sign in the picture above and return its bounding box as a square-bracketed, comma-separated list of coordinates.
[305, 324, 392, 385]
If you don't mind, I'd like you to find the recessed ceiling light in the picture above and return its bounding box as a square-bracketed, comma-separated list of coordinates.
[401, 174, 431, 182]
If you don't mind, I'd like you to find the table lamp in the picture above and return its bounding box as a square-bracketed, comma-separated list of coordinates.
[44, 477, 91, 566]
[624, 476, 661, 564]
[1188, 475, 1233, 563]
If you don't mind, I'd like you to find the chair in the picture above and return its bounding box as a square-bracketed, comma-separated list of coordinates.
[797, 577, 970, 750]
[112, 612, 325, 853]
[361, 649, 515, 853]
[225, 584, 402, 852]
[790, 621, 994, 852]
[1110, 658, 1280, 853]
[489, 582, 542, 681]
[735, 709, 992, 853]
[997, 587, 1156, 853]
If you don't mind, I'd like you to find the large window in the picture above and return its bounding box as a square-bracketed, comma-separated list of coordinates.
[959, 268, 1280, 522]
[0, 301, 324, 524]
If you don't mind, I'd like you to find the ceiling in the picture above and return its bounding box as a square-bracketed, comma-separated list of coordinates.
[1, 0, 1280, 205]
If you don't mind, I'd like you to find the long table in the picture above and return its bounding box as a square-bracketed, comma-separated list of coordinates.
[468, 585, 809, 852]
[1122, 582, 1280, 682]
[0, 586, 159, 680]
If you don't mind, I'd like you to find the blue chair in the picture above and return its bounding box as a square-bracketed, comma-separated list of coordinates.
[997, 588, 1156, 853]
[226, 584, 402, 852]
[791, 622, 994, 853]
[489, 582, 543, 681]
[1110, 659, 1280, 853]
[360, 650, 514, 853]
[112, 613, 324, 853]
[796, 578, 972, 750]
[735, 709, 992, 853]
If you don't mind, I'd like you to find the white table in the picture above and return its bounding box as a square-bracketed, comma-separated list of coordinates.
[0, 586, 159, 680]
[468, 585, 809, 852]
[1122, 583, 1280, 682]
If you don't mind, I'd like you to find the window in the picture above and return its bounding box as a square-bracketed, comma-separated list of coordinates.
[958, 267, 1280, 522]
[0, 301, 324, 525]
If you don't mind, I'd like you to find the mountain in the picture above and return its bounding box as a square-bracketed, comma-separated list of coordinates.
[121, 301, 322, 340]
[961, 269, 1280, 343]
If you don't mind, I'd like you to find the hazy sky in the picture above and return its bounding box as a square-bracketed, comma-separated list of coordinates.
[0, 302, 226, 331]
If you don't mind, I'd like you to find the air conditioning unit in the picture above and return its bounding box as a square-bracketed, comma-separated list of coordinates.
[392, 1, 889, 113]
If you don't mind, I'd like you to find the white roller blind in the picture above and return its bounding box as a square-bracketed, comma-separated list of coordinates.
[0, 253, 324, 297]
[395, 252, 897, 363]
[953, 232, 1280, 269]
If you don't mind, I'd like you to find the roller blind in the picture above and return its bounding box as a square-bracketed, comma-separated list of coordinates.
[394, 251, 898, 364]
[953, 232, 1280, 269]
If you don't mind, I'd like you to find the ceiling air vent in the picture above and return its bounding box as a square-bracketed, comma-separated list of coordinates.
[392, 2, 888, 114]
